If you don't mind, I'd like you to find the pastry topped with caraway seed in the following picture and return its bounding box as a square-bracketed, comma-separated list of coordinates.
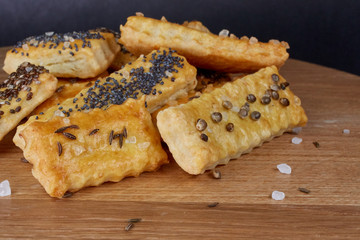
[3, 30, 120, 78]
[13, 97, 168, 198]
[0, 62, 57, 141]
[156, 66, 307, 174]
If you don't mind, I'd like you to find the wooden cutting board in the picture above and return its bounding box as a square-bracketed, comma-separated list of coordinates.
[0, 46, 360, 239]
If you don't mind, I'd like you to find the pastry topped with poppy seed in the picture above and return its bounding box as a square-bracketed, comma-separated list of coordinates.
[32, 71, 109, 115]
[120, 16, 289, 73]
[0, 62, 57, 141]
[3, 30, 120, 78]
[13, 97, 168, 198]
[14, 47, 196, 146]
[156, 66, 307, 174]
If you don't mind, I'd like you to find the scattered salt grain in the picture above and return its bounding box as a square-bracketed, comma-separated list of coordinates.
[63, 41, 70, 48]
[219, 29, 229, 37]
[343, 129, 350, 134]
[0, 180, 11, 197]
[165, 70, 173, 78]
[249, 36, 258, 44]
[271, 191, 285, 201]
[125, 136, 136, 144]
[22, 44, 29, 51]
[231, 106, 240, 113]
[137, 142, 150, 149]
[269, 39, 280, 45]
[292, 127, 302, 134]
[45, 31, 54, 36]
[54, 110, 65, 117]
[25, 66, 33, 72]
[291, 137, 303, 144]
[277, 163, 292, 174]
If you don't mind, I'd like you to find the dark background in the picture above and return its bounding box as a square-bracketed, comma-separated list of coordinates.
[0, 0, 359, 75]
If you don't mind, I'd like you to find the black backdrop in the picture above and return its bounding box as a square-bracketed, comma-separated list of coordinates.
[0, 0, 359, 75]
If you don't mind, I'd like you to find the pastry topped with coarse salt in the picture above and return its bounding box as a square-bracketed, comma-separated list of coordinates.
[3, 30, 120, 78]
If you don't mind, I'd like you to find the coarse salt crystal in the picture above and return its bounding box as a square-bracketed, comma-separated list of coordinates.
[231, 106, 240, 113]
[272, 191, 285, 200]
[63, 41, 70, 48]
[137, 142, 150, 149]
[54, 110, 65, 117]
[69, 37, 75, 42]
[165, 70, 173, 78]
[249, 36, 258, 44]
[0, 180, 11, 197]
[125, 136, 136, 144]
[221, 112, 228, 122]
[63, 118, 70, 125]
[161, 16, 167, 22]
[277, 163, 292, 174]
[45, 31, 54, 36]
[122, 70, 130, 79]
[22, 44, 29, 51]
[219, 29, 229, 37]
[292, 127, 302, 134]
[269, 39, 280, 44]
[291, 137, 303, 144]
[343, 129, 350, 134]
[25, 66, 33, 72]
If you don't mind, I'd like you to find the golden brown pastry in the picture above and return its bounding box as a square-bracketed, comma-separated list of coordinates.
[156, 66, 307, 174]
[91, 27, 138, 71]
[120, 16, 289, 73]
[13, 48, 197, 147]
[0, 62, 57, 141]
[109, 44, 139, 71]
[14, 97, 168, 198]
[32, 71, 109, 115]
[3, 31, 120, 78]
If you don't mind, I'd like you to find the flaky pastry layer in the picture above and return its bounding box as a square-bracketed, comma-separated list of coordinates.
[120, 16, 289, 72]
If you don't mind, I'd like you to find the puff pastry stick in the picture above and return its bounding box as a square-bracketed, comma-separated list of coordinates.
[14, 48, 197, 148]
[14, 98, 168, 198]
[32, 71, 109, 115]
[156, 66, 307, 174]
[3, 31, 120, 78]
[120, 16, 289, 73]
[0, 62, 57, 141]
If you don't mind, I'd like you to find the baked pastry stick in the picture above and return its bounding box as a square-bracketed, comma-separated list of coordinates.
[14, 97, 168, 198]
[156, 66, 308, 174]
[120, 16, 289, 73]
[32, 71, 109, 115]
[13, 48, 197, 148]
[0, 62, 57, 141]
[3, 31, 120, 78]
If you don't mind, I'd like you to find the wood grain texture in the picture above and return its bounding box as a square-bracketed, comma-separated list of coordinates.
[0, 46, 360, 239]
